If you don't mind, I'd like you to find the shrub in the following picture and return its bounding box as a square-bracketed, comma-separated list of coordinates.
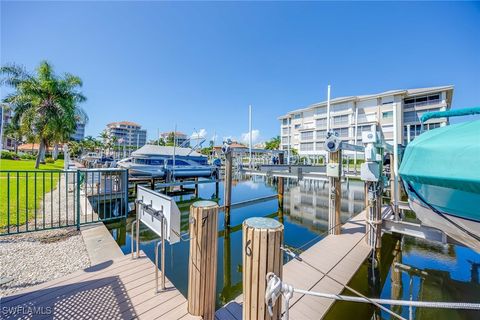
[1, 151, 19, 160]
[45, 157, 55, 164]
[20, 153, 36, 160]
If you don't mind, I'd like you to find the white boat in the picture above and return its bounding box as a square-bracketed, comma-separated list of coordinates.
[117, 145, 219, 179]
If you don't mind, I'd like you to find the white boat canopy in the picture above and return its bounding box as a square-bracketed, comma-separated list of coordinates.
[132, 145, 204, 158]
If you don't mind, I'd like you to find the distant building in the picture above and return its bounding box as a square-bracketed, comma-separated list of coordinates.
[71, 121, 86, 141]
[278, 85, 454, 156]
[160, 131, 189, 147]
[0, 106, 14, 151]
[106, 121, 147, 148]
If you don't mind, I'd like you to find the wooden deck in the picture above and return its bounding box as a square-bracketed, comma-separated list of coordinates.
[1, 252, 200, 320]
[215, 210, 371, 320]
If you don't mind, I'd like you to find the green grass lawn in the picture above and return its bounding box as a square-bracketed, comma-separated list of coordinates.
[0, 159, 65, 230]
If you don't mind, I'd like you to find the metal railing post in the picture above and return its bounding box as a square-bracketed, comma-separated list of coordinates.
[124, 169, 129, 218]
[76, 170, 81, 230]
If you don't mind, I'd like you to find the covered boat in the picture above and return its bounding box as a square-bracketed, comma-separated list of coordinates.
[399, 111, 480, 251]
[117, 145, 218, 179]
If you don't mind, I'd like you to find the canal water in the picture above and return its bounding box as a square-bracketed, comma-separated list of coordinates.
[105, 177, 480, 318]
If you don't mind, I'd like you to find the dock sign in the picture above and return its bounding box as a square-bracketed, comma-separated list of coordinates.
[136, 186, 181, 244]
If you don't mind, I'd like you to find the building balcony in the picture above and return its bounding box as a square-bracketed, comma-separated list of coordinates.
[404, 99, 442, 110]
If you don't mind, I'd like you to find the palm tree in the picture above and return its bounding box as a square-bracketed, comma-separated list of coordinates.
[0, 61, 87, 168]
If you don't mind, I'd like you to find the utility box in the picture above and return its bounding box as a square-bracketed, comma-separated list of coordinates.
[361, 162, 380, 182]
[326, 163, 341, 178]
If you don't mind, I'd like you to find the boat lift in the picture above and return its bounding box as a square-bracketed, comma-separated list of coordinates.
[131, 186, 182, 292]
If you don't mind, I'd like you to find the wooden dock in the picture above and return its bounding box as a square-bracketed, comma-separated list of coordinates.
[215, 210, 371, 320]
[1, 252, 200, 320]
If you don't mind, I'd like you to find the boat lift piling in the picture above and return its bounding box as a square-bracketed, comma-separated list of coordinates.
[242, 217, 284, 320]
[188, 201, 219, 320]
[223, 141, 234, 226]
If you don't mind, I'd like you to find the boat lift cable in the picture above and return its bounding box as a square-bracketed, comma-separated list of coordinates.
[265, 273, 480, 320]
[406, 181, 480, 242]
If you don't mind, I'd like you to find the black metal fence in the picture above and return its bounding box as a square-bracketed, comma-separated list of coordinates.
[0, 168, 129, 235]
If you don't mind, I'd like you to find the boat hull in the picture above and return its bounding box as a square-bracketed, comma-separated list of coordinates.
[404, 181, 480, 252]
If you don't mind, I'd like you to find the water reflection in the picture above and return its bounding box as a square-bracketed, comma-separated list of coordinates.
[326, 233, 480, 320]
[106, 177, 364, 308]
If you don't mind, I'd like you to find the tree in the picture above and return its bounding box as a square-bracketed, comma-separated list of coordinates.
[1, 61, 87, 168]
[3, 122, 22, 153]
[265, 136, 280, 150]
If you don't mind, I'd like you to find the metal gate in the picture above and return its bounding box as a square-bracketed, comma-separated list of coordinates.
[0, 168, 129, 235]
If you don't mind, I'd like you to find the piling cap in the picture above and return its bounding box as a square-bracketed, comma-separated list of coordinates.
[244, 217, 283, 230]
[192, 200, 218, 208]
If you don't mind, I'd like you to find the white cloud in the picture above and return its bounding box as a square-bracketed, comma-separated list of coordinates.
[241, 129, 260, 145]
[190, 128, 207, 140]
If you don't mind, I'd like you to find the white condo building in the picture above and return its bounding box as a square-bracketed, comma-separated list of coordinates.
[106, 121, 147, 148]
[278, 86, 454, 156]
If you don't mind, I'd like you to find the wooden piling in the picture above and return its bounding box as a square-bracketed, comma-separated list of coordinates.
[243, 217, 284, 320]
[224, 151, 233, 209]
[328, 150, 342, 235]
[194, 177, 199, 198]
[188, 201, 219, 320]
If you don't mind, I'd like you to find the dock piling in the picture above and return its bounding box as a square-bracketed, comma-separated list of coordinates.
[328, 150, 342, 235]
[187, 201, 219, 320]
[243, 217, 284, 320]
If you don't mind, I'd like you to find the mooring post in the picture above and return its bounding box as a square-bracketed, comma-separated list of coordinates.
[243, 217, 284, 320]
[194, 177, 199, 198]
[224, 151, 233, 210]
[187, 201, 219, 320]
[328, 150, 342, 235]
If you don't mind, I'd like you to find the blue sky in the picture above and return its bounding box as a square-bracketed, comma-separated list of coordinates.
[1, 1, 479, 144]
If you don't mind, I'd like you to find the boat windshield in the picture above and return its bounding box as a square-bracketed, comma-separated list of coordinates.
[166, 159, 190, 166]
[134, 158, 164, 165]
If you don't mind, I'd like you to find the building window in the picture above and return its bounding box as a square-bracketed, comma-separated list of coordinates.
[315, 106, 327, 115]
[293, 113, 302, 119]
[356, 125, 372, 137]
[300, 142, 314, 151]
[404, 108, 441, 123]
[294, 124, 301, 129]
[404, 94, 441, 108]
[316, 130, 327, 140]
[382, 111, 393, 119]
[333, 127, 349, 137]
[332, 102, 350, 112]
[316, 118, 327, 128]
[333, 115, 349, 126]
[281, 137, 289, 144]
[282, 127, 289, 135]
[300, 131, 314, 140]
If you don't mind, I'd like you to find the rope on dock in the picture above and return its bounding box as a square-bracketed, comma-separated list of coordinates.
[265, 273, 480, 320]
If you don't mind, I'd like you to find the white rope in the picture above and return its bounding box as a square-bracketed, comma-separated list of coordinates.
[265, 273, 480, 320]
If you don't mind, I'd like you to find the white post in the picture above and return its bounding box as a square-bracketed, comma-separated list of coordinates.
[326, 85, 331, 132]
[407, 124, 411, 143]
[287, 116, 291, 165]
[326, 85, 331, 163]
[353, 102, 359, 173]
[249, 105, 253, 168]
[136, 133, 139, 149]
[0, 105, 4, 153]
[393, 102, 399, 219]
[173, 126, 177, 179]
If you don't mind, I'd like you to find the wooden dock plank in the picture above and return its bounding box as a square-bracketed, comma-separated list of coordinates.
[2, 251, 197, 320]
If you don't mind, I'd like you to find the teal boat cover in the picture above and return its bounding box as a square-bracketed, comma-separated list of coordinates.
[399, 119, 480, 195]
[420, 106, 480, 123]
